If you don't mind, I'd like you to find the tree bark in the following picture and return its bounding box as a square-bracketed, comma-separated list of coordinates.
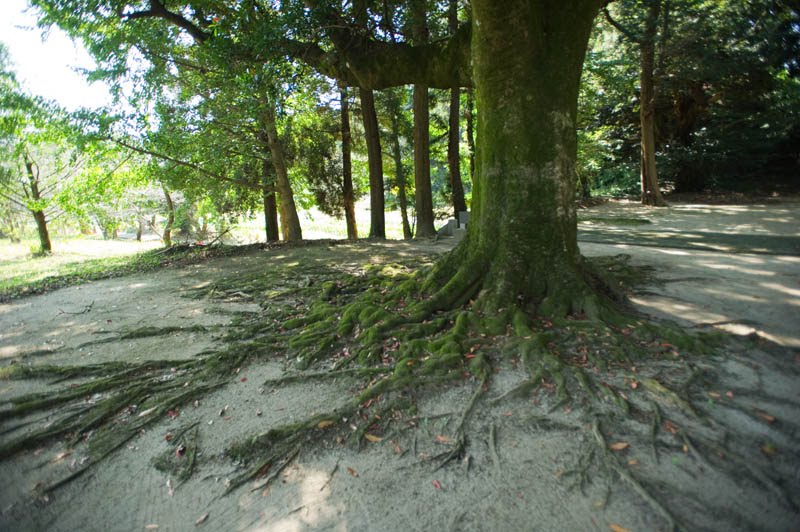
[411, 1, 436, 238]
[466, 87, 476, 183]
[340, 86, 358, 240]
[262, 169, 280, 243]
[448, 88, 467, 218]
[426, 0, 602, 315]
[23, 153, 51, 254]
[263, 100, 303, 241]
[162, 186, 174, 248]
[639, 0, 666, 206]
[447, 0, 467, 219]
[359, 88, 386, 239]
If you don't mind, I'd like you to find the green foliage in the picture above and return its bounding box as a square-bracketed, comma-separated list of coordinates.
[579, 0, 800, 196]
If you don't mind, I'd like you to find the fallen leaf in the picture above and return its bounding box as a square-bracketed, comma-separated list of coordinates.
[708, 391, 721, 399]
[138, 406, 157, 418]
[761, 442, 777, 456]
[195, 512, 209, 526]
[755, 410, 776, 424]
[240, 377, 247, 382]
[435, 435, 453, 444]
[431, 479, 442, 490]
[145, 525, 159, 530]
[630, 381, 639, 390]
[364, 433, 382, 443]
[682, 444, 689, 454]
[725, 390, 734, 399]
[627, 459, 639, 466]
[317, 420, 335, 429]
[346, 467, 359, 477]
[503, 411, 513, 417]
[164, 433, 173, 442]
[608, 442, 629, 451]
[175, 444, 186, 458]
[663, 420, 679, 434]
[609, 525, 631, 532]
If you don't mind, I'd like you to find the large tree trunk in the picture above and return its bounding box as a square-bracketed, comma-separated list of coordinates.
[360, 88, 386, 238]
[263, 101, 303, 241]
[639, 0, 666, 206]
[23, 154, 51, 254]
[447, 0, 467, 219]
[429, 0, 601, 316]
[340, 86, 358, 240]
[389, 108, 413, 240]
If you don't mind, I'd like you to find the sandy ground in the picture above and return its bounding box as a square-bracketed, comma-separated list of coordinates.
[0, 201, 798, 531]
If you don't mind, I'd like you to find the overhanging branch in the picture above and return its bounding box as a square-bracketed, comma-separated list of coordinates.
[110, 137, 260, 191]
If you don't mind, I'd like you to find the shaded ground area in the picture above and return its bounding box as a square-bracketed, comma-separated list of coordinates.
[0, 201, 798, 531]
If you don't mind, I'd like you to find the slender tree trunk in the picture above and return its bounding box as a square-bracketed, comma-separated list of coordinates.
[359, 88, 386, 238]
[23, 153, 51, 254]
[448, 88, 467, 218]
[428, 0, 601, 315]
[136, 218, 143, 241]
[413, 86, 435, 238]
[447, 0, 467, 219]
[263, 101, 303, 241]
[411, 1, 436, 238]
[340, 86, 358, 239]
[466, 87, 476, 183]
[262, 170, 280, 243]
[639, 0, 666, 206]
[162, 186, 174, 248]
[389, 107, 413, 239]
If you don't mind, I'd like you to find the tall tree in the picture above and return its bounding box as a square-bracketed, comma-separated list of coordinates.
[604, 0, 667, 206]
[447, 0, 467, 219]
[0, 48, 76, 254]
[33, 0, 614, 348]
[359, 88, 386, 238]
[410, 0, 436, 238]
[339, 86, 358, 239]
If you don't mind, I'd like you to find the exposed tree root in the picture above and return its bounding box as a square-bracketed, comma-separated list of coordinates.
[2, 248, 796, 532]
[591, 417, 680, 531]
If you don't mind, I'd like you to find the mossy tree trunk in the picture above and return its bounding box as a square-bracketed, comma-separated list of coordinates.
[340, 86, 358, 240]
[427, 0, 602, 315]
[360, 88, 386, 239]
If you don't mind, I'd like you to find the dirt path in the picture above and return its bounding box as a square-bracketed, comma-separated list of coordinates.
[1, 202, 798, 531]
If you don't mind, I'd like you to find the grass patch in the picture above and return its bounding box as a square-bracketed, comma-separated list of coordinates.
[0, 242, 264, 302]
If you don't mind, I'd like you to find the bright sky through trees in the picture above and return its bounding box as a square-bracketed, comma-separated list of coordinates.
[0, 0, 112, 110]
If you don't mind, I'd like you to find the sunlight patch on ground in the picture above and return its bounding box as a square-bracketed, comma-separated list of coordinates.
[240, 464, 346, 532]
